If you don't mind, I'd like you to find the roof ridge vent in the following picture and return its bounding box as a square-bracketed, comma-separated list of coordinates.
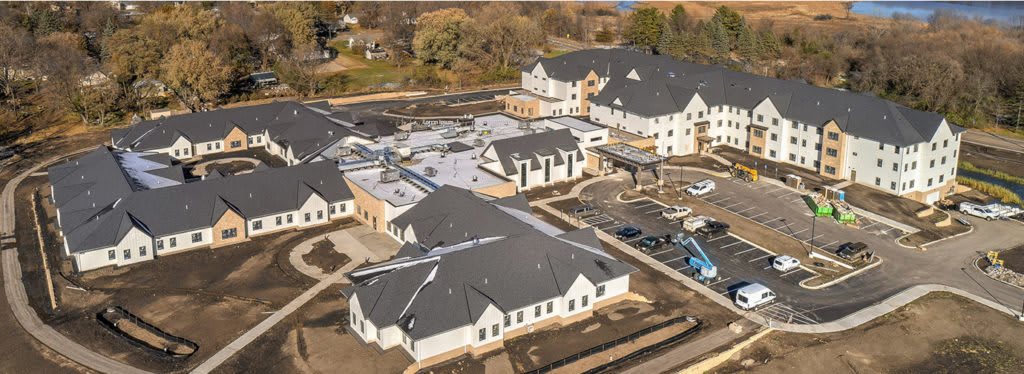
[484, 277, 488, 284]
[185, 204, 189, 210]
[294, 110, 298, 116]
[884, 115, 887, 120]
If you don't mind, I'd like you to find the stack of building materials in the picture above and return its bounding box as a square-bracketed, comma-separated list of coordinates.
[832, 200, 856, 224]
[804, 193, 833, 217]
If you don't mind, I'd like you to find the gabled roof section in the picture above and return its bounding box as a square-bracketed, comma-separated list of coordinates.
[483, 129, 583, 176]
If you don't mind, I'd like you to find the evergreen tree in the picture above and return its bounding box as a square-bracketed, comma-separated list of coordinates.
[656, 23, 677, 56]
[669, 4, 688, 34]
[710, 6, 744, 41]
[703, 20, 729, 62]
[737, 26, 761, 61]
[759, 30, 781, 59]
[624, 7, 666, 53]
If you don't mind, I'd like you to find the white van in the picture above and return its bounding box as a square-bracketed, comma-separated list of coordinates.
[735, 283, 776, 310]
[685, 179, 716, 196]
[959, 202, 999, 220]
[772, 256, 800, 272]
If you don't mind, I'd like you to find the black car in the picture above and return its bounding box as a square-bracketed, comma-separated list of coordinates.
[635, 235, 668, 252]
[697, 221, 730, 239]
[836, 242, 868, 260]
[615, 226, 642, 240]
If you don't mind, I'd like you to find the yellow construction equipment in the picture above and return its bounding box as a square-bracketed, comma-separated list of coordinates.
[730, 163, 759, 182]
[987, 251, 1005, 268]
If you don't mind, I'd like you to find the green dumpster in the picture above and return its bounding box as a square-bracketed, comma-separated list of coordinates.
[804, 195, 833, 217]
[832, 203, 856, 224]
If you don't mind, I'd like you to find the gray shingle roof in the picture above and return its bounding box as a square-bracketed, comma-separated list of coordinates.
[112, 101, 365, 161]
[482, 129, 584, 176]
[344, 186, 636, 339]
[50, 149, 352, 254]
[389, 185, 537, 249]
[540, 49, 960, 147]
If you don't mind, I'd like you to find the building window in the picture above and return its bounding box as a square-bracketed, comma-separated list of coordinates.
[912, 161, 917, 170]
[717, 120, 722, 127]
[875, 177, 881, 186]
[360, 320, 365, 333]
[221, 228, 237, 239]
[287, 214, 293, 224]
[317, 210, 324, 220]
[491, 324, 499, 337]
[534, 305, 541, 317]
[698, 111, 704, 118]
[503, 315, 511, 327]
[791, 122, 798, 129]
[891, 181, 897, 190]
[827, 132, 839, 141]
[814, 143, 822, 151]
[156, 240, 164, 250]
[770, 133, 778, 141]
[304, 213, 311, 222]
[757, 114, 764, 122]
[752, 146, 763, 154]
[789, 153, 797, 162]
[930, 160, 936, 168]
[108, 250, 115, 260]
[910, 180, 916, 188]
[479, 328, 486, 341]
[941, 156, 947, 165]
[939, 174, 945, 183]
[123, 249, 131, 260]
[802, 139, 807, 147]
[686, 113, 692, 120]
[826, 148, 838, 157]
[587, 80, 595, 87]
[192, 232, 202, 243]
[253, 220, 262, 230]
[769, 150, 777, 158]
[276, 216, 282, 226]
[800, 156, 805, 164]
[752, 129, 764, 138]
[582, 295, 589, 307]
[329, 205, 337, 215]
[596, 285, 606, 297]
[790, 137, 798, 145]
[928, 178, 933, 187]
[772, 118, 779, 126]
[568, 299, 576, 312]
[230, 140, 241, 148]
[932, 143, 937, 151]
[546, 301, 553, 314]
[169, 238, 176, 248]
[892, 163, 899, 172]
[206, 144, 212, 151]
[944, 139, 949, 148]
[135, 246, 144, 259]
[825, 166, 837, 175]
[685, 128, 692, 136]
[215, 142, 221, 150]
[174, 149, 180, 157]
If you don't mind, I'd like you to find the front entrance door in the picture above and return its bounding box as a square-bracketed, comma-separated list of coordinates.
[850, 169, 857, 182]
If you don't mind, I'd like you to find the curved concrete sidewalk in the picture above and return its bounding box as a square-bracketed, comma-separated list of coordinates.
[191, 157, 261, 176]
[288, 228, 387, 281]
[1, 149, 151, 374]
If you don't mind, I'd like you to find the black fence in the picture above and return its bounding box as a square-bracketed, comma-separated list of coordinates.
[524, 316, 703, 374]
[96, 306, 199, 358]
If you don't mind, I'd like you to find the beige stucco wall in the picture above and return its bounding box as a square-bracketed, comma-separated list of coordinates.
[225, 126, 249, 152]
[345, 178, 388, 233]
[212, 208, 246, 247]
[819, 120, 846, 178]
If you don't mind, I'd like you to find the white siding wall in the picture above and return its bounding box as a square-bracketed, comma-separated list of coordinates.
[561, 274, 596, 317]
[194, 140, 224, 156]
[154, 228, 213, 255]
[297, 194, 329, 227]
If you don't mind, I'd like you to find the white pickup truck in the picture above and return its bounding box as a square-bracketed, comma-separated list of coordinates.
[959, 202, 1000, 220]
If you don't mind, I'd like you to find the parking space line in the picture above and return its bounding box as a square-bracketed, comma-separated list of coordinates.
[860, 222, 879, 230]
[602, 223, 624, 231]
[647, 248, 675, 257]
[645, 208, 665, 215]
[778, 191, 798, 198]
[790, 228, 808, 235]
[807, 233, 826, 241]
[722, 202, 745, 209]
[735, 247, 758, 256]
[675, 265, 691, 271]
[625, 237, 643, 244]
[819, 240, 838, 249]
[779, 269, 803, 277]
[706, 277, 732, 287]
[750, 184, 772, 190]
[709, 197, 732, 204]
[707, 235, 729, 242]
[733, 206, 756, 214]
[749, 254, 772, 263]
[702, 193, 719, 199]
[633, 202, 659, 209]
[748, 212, 767, 220]
[720, 241, 743, 249]
[660, 256, 686, 264]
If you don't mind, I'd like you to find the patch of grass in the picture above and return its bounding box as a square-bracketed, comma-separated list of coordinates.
[959, 161, 1024, 186]
[544, 49, 569, 58]
[956, 175, 1023, 205]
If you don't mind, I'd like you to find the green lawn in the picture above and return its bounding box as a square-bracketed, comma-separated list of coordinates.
[327, 41, 426, 92]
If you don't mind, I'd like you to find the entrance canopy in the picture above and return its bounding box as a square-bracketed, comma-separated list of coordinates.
[591, 143, 665, 171]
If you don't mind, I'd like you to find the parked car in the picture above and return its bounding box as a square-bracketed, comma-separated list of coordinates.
[635, 235, 668, 252]
[696, 221, 730, 239]
[614, 226, 642, 240]
[959, 202, 999, 221]
[685, 179, 716, 196]
[836, 242, 868, 260]
[772, 255, 800, 272]
[735, 283, 776, 310]
[661, 205, 693, 220]
[569, 204, 600, 218]
[682, 215, 712, 232]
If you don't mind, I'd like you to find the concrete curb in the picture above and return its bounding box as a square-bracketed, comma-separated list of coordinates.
[896, 222, 975, 249]
[800, 256, 883, 290]
[973, 256, 1024, 292]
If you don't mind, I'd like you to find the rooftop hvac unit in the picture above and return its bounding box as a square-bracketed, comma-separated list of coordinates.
[424, 166, 437, 177]
[395, 131, 410, 141]
[335, 146, 352, 158]
[478, 129, 491, 136]
[440, 128, 458, 139]
[380, 169, 400, 183]
[473, 138, 485, 147]
[518, 121, 531, 129]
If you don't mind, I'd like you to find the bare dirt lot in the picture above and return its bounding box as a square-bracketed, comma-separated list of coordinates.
[712, 292, 1024, 373]
[997, 244, 1024, 274]
[15, 170, 358, 372]
[523, 174, 594, 201]
[213, 285, 412, 374]
[301, 238, 352, 274]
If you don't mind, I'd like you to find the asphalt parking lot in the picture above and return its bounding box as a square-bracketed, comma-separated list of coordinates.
[691, 174, 906, 254]
[573, 197, 829, 324]
[440, 93, 496, 105]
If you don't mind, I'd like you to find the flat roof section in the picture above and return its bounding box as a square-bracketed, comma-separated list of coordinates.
[545, 116, 605, 133]
[345, 167, 429, 207]
[592, 143, 665, 167]
[405, 151, 507, 192]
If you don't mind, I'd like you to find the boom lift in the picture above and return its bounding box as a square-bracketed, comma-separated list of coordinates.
[674, 233, 718, 283]
[730, 163, 759, 182]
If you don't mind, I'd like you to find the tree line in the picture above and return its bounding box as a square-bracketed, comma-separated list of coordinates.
[621, 5, 1024, 131]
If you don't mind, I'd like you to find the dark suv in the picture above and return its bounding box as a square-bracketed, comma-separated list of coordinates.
[697, 221, 730, 239]
[836, 242, 868, 260]
[635, 235, 668, 252]
[615, 226, 642, 240]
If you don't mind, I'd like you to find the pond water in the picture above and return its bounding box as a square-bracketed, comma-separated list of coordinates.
[958, 169, 1024, 201]
[852, 1, 1024, 25]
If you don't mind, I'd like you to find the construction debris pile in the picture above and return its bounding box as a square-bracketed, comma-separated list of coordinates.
[985, 266, 1024, 287]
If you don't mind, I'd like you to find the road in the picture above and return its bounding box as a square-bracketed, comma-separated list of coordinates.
[570, 171, 1024, 326]
[332, 88, 511, 113]
[1, 150, 151, 374]
[962, 129, 1024, 153]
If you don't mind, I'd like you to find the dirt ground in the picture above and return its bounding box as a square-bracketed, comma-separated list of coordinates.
[213, 285, 412, 374]
[996, 244, 1024, 274]
[15, 169, 359, 372]
[301, 238, 352, 274]
[182, 148, 288, 170]
[387, 101, 502, 118]
[711, 292, 1024, 373]
[523, 174, 594, 201]
[961, 143, 1024, 179]
[204, 160, 257, 176]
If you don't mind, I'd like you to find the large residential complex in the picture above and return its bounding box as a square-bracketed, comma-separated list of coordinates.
[343, 186, 636, 367]
[511, 49, 965, 203]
